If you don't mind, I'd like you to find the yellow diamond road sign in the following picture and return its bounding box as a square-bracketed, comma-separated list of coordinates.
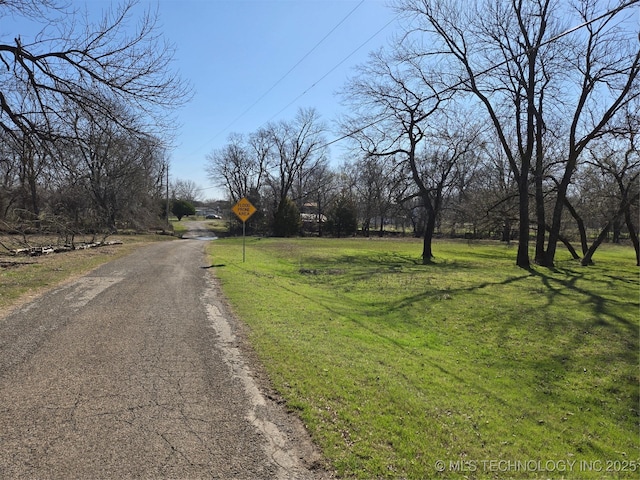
[231, 197, 257, 222]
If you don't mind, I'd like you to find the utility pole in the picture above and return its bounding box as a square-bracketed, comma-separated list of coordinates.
[166, 163, 170, 227]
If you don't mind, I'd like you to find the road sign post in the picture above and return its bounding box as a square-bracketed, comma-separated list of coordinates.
[231, 198, 257, 262]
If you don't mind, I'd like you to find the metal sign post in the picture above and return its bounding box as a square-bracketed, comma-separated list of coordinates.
[231, 198, 257, 262]
[241, 220, 246, 262]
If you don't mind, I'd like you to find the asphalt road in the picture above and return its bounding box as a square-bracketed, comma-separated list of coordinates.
[0, 227, 328, 479]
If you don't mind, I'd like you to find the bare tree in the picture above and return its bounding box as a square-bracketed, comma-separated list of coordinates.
[0, 135, 20, 220]
[171, 179, 201, 204]
[410, 118, 484, 262]
[341, 47, 488, 263]
[577, 105, 640, 265]
[296, 160, 336, 236]
[341, 49, 441, 262]
[348, 153, 405, 237]
[0, 0, 190, 145]
[55, 101, 165, 232]
[477, 146, 520, 242]
[393, 0, 639, 268]
[264, 107, 327, 236]
[541, 0, 639, 266]
[205, 132, 270, 204]
[12, 133, 50, 222]
[392, 0, 562, 267]
[0, 0, 188, 238]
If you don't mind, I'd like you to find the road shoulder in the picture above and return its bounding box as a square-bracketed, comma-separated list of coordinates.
[202, 269, 332, 479]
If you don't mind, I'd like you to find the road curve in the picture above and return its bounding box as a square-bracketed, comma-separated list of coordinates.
[0, 237, 328, 479]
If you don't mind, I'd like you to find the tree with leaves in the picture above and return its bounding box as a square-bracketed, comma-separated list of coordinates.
[272, 197, 301, 237]
[326, 193, 358, 238]
[171, 199, 195, 221]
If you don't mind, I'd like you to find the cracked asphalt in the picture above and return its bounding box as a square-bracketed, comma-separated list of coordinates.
[0, 228, 329, 479]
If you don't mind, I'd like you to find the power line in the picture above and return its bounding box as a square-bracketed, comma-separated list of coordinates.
[317, 0, 640, 152]
[191, 0, 366, 154]
[265, 11, 401, 123]
[193, 6, 399, 195]
[197, 0, 638, 195]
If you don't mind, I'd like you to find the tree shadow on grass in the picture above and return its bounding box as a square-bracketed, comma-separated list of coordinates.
[526, 266, 636, 329]
[252, 252, 638, 459]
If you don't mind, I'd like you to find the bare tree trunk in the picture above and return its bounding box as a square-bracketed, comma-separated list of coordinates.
[563, 197, 589, 256]
[422, 212, 436, 265]
[534, 88, 548, 264]
[544, 224, 580, 260]
[516, 169, 531, 269]
[543, 159, 575, 267]
[581, 223, 611, 266]
[624, 207, 640, 266]
[581, 193, 639, 266]
[534, 173, 546, 264]
[362, 218, 371, 237]
[501, 220, 512, 244]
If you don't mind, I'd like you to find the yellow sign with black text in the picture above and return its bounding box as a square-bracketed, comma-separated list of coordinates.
[231, 197, 257, 222]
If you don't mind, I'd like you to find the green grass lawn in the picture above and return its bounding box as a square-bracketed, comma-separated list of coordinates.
[208, 237, 638, 479]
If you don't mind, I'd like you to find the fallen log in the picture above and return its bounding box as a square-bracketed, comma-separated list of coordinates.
[10, 241, 123, 256]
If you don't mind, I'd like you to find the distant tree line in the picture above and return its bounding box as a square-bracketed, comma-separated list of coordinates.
[207, 0, 638, 267]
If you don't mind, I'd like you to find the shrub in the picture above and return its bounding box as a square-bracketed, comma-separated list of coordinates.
[272, 198, 301, 237]
[171, 199, 195, 221]
[326, 195, 358, 237]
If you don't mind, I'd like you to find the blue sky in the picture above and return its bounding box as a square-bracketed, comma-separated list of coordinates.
[144, 0, 400, 199]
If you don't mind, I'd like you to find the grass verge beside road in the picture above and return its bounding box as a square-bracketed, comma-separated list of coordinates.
[208, 237, 638, 479]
